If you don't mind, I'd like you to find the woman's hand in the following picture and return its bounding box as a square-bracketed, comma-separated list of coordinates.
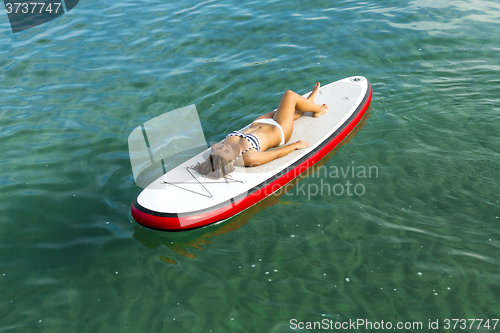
[293, 140, 310, 149]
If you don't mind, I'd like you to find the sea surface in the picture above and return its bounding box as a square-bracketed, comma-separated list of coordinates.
[1, 0, 500, 332]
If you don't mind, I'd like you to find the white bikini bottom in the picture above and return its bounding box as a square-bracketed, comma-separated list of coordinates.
[252, 118, 286, 146]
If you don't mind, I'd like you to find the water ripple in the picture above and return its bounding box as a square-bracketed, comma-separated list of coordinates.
[1, 0, 500, 330]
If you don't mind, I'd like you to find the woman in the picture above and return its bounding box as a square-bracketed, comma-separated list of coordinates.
[194, 82, 329, 179]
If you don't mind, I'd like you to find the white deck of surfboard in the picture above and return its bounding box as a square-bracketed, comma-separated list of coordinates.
[137, 77, 368, 216]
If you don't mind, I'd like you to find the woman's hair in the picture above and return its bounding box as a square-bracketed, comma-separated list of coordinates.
[192, 154, 235, 179]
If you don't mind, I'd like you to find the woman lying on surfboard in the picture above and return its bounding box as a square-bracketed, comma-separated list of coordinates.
[193, 82, 329, 179]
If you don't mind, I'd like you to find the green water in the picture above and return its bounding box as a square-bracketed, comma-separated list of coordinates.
[1, 0, 500, 332]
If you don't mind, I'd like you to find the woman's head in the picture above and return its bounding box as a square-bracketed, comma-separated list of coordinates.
[211, 142, 236, 160]
[193, 153, 235, 179]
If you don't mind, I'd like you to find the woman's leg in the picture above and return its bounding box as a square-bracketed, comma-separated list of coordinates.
[255, 110, 302, 121]
[273, 83, 328, 142]
[255, 84, 323, 121]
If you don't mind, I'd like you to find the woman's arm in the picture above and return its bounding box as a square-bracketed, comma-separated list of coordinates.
[244, 140, 310, 167]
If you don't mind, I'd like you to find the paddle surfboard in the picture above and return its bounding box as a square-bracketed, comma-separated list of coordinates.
[132, 76, 372, 230]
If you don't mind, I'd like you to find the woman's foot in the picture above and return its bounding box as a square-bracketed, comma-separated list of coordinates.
[308, 82, 321, 102]
[313, 103, 328, 118]
[309, 82, 328, 117]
